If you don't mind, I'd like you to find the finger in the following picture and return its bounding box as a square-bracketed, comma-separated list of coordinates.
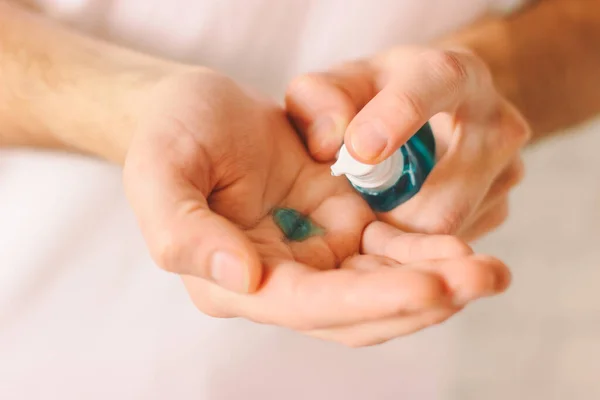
[183, 255, 451, 331]
[483, 157, 525, 200]
[344, 48, 497, 163]
[306, 307, 458, 347]
[270, 180, 376, 270]
[379, 110, 524, 234]
[379, 147, 493, 235]
[367, 58, 527, 236]
[124, 133, 262, 294]
[459, 198, 510, 243]
[361, 221, 473, 263]
[303, 191, 375, 267]
[453, 157, 522, 241]
[183, 253, 509, 330]
[408, 254, 511, 305]
[285, 63, 376, 161]
[361, 226, 510, 304]
[339, 254, 399, 270]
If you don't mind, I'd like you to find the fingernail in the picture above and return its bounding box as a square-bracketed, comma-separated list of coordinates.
[494, 268, 512, 292]
[349, 121, 388, 161]
[210, 251, 248, 293]
[310, 115, 346, 155]
[453, 272, 498, 306]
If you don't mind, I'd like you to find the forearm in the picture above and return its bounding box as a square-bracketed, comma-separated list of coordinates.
[0, 1, 183, 162]
[442, 0, 600, 141]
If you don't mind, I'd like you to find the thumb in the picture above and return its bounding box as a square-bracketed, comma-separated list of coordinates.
[156, 199, 263, 294]
[285, 62, 377, 161]
[344, 49, 490, 164]
[124, 144, 262, 294]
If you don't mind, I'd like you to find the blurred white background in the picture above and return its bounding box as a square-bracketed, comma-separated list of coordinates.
[445, 117, 600, 399]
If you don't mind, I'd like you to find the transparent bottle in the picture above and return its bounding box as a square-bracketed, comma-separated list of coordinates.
[331, 123, 436, 212]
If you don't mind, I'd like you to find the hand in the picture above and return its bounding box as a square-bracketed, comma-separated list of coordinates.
[122, 69, 510, 346]
[286, 47, 531, 241]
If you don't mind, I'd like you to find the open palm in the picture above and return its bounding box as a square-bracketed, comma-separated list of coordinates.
[123, 70, 508, 346]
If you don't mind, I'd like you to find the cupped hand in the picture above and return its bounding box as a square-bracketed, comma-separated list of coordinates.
[286, 47, 531, 241]
[123, 69, 509, 346]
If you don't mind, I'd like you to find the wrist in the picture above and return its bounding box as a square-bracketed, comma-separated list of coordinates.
[53, 60, 192, 164]
[0, 1, 201, 164]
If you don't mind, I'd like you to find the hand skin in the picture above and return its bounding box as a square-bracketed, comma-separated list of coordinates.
[442, 0, 600, 140]
[0, 1, 512, 347]
[286, 0, 600, 242]
[286, 47, 531, 242]
[1, 0, 598, 347]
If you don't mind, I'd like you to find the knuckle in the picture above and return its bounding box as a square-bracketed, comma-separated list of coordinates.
[492, 104, 532, 151]
[286, 73, 325, 98]
[462, 202, 509, 241]
[506, 159, 526, 189]
[288, 318, 320, 332]
[200, 71, 239, 94]
[389, 90, 427, 124]
[437, 235, 474, 257]
[489, 160, 525, 198]
[194, 299, 232, 319]
[501, 162, 525, 193]
[408, 275, 447, 308]
[188, 291, 232, 319]
[339, 335, 387, 349]
[426, 311, 453, 327]
[489, 201, 510, 228]
[422, 49, 470, 92]
[460, 263, 496, 294]
[378, 47, 407, 67]
[505, 116, 532, 146]
[469, 254, 511, 290]
[152, 230, 185, 274]
[429, 207, 470, 235]
[388, 235, 421, 262]
[414, 310, 454, 332]
[183, 276, 234, 319]
[338, 336, 364, 348]
[472, 254, 504, 267]
[285, 282, 325, 332]
[201, 308, 231, 319]
[513, 157, 526, 180]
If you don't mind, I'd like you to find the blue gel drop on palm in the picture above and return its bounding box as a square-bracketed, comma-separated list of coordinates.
[272, 207, 324, 242]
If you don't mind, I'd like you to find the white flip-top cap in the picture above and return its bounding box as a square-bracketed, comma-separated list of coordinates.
[331, 145, 404, 190]
[330, 145, 376, 177]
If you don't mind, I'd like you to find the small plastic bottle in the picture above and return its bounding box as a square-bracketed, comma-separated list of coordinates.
[330, 123, 436, 212]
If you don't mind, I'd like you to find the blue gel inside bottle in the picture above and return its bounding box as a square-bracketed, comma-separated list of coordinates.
[333, 123, 436, 213]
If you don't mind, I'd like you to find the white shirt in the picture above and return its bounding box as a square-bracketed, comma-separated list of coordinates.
[0, 1, 525, 399]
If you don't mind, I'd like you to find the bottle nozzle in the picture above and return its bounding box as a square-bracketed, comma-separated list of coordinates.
[330, 145, 376, 177]
[331, 144, 404, 190]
